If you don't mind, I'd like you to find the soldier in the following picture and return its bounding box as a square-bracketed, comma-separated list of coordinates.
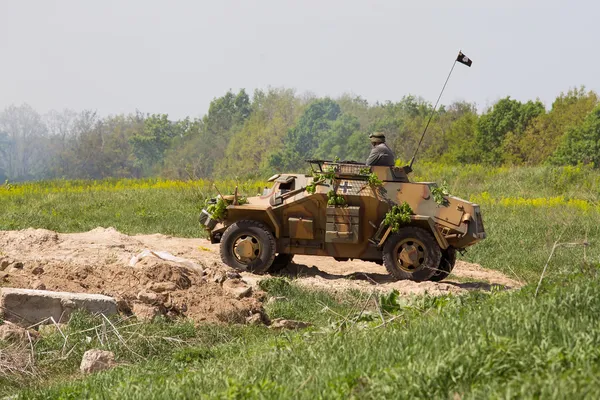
[366, 132, 396, 166]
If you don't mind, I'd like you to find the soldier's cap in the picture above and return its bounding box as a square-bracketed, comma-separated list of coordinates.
[369, 132, 386, 142]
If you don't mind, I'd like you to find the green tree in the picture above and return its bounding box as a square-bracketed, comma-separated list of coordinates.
[439, 108, 479, 164]
[519, 88, 598, 165]
[161, 90, 252, 179]
[420, 101, 478, 163]
[313, 114, 362, 161]
[551, 105, 600, 167]
[129, 114, 182, 174]
[216, 88, 302, 178]
[475, 97, 545, 165]
[270, 98, 341, 171]
[369, 96, 433, 162]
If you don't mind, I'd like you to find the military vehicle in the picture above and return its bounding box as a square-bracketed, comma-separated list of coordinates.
[199, 160, 485, 282]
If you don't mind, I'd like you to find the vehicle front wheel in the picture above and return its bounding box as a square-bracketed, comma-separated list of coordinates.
[429, 247, 456, 282]
[220, 220, 276, 274]
[382, 227, 441, 282]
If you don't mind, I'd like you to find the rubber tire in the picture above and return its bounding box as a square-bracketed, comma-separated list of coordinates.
[268, 254, 295, 273]
[220, 220, 276, 274]
[382, 226, 442, 282]
[429, 247, 456, 282]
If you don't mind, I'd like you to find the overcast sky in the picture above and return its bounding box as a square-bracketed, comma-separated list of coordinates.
[1, 0, 597, 119]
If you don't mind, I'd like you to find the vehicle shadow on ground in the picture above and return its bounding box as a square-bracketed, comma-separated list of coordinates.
[443, 281, 514, 291]
[279, 262, 513, 291]
[280, 262, 395, 284]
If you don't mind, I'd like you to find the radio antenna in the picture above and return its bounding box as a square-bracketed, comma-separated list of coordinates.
[409, 50, 471, 169]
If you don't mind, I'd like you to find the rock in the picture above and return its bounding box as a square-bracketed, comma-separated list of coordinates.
[222, 279, 252, 299]
[132, 303, 162, 321]
[225, 271, 241, 280]
[137, 291, 166, 305]
[267, 296, 288, 305]
[213, 273, 226, 284]
[0, 287, 118, 327]
[146, 282, 177, 293]
[31, 280, 46, 290]
[240, 275, 261, 288]
[269, 318, 312, 330]
[11, 262, 23, 270]
[0, 271, 8, 282]
[31, 266, 44, 275]
[80, 349, 116, 374]
[245, 313, 264, 326]
[0, 258, 11, 271]
[137, 291, 159, 304]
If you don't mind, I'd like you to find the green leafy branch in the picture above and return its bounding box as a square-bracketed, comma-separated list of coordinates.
[359, 167, 383, 187]
[306, 166, 336, 194]
[327, 190, 346, 206]
[205, 196, 248, 220]
[384, 202, 413, 233]
[367, 173, 383, 187]
[431, 182, 450, 206]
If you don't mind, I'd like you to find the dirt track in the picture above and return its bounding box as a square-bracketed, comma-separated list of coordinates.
[0, 228, 522, 324]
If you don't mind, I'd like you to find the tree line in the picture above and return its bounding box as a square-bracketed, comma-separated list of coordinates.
[0, 86, 598, 182]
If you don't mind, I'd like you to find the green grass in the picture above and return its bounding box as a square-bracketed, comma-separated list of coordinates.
[2, 177, 597, 283]
[461, 203, 598, 282]
[1, 282, 361, 398]
[12, 273, 600, 399]
[0, 179, 264, 238]
[413, 162, 600, 201]
[2, 165, 600, 398]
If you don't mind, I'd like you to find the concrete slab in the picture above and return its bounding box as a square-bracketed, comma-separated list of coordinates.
[0, 287, 117, 327]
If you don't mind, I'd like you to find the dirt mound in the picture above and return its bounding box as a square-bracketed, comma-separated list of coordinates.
[0, 228, 521, 324]
[0, 228, 60, 249]
[0, 228, 262, 324]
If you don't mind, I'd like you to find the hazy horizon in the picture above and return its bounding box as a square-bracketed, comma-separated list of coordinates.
[1, 0, 598, 119]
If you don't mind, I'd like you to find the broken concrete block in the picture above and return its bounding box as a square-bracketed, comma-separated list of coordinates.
[80, 349, 116, 374]
[0, 288, 118, 327]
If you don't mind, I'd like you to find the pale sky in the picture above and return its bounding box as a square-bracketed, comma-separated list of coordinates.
[1, 0, 597, 119]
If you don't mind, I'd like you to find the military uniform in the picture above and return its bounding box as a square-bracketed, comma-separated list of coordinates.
[366, 141, 396, 166]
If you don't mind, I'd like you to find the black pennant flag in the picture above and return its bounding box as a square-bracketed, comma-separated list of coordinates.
[456, 51, 472, 67]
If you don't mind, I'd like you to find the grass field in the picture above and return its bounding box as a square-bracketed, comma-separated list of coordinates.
[1, 164, 597, 282]
[1, 164, 600, 398]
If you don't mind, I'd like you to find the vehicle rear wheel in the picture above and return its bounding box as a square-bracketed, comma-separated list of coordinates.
[220, 220, 276, 274]
[268, 254, 294, 273]
[382, 227, 441, 282]
[429, 247, 456, 282]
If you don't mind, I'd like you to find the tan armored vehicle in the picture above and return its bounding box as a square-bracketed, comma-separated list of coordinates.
[200, 160, 486, 282]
